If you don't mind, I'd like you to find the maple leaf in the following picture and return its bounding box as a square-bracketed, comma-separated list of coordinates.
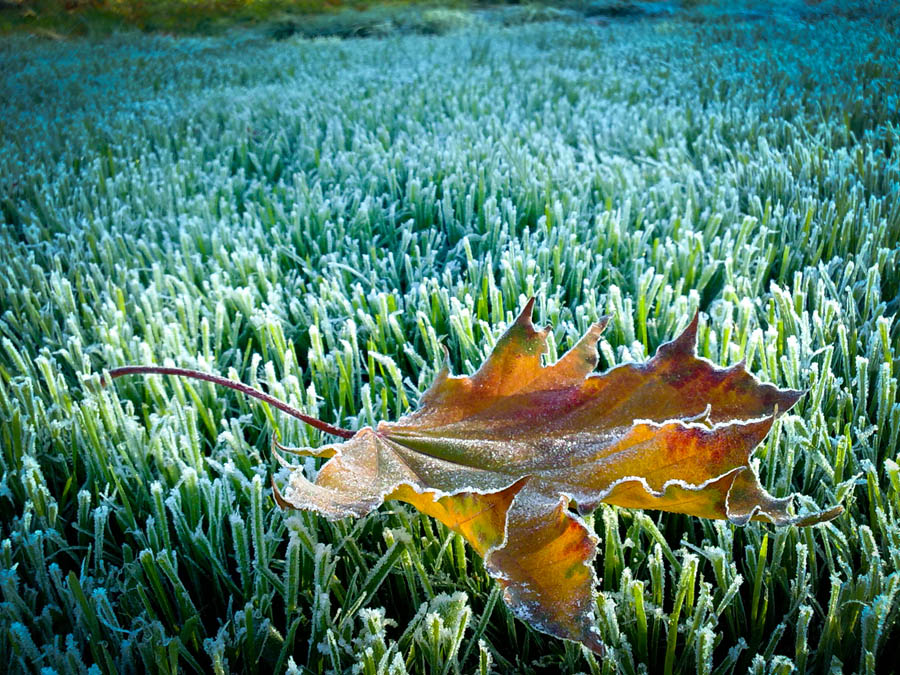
[108, 299, 842, 655]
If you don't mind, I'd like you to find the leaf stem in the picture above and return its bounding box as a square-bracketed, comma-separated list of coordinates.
[105, 366, 355, 439]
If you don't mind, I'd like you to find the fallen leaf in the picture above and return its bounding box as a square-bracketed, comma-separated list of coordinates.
[270, 299, 841, 653]
[108, 298, 842, 655]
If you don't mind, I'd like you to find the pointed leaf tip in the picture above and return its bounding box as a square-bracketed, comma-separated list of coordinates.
[515, 296, 537, 328]
[791, 504, 844, 527]
[582, 628, 606, 656]
[271, 476, 291, 510]
[657, 311, 699, 359]
[779, 388, 804, 414]
[676, 311, 700, 350]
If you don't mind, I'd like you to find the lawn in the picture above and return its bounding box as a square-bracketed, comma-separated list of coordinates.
[1, 3, 899, 673]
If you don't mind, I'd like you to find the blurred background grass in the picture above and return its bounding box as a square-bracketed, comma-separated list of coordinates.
[0, 0, 730, 37]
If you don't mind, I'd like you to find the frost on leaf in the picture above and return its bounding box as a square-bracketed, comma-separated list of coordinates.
[272, 298, 842, 654]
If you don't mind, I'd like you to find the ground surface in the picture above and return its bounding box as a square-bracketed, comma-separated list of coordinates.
[1, 6, 899, 674]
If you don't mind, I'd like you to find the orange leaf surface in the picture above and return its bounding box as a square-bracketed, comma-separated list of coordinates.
[273, 298, 842, 654]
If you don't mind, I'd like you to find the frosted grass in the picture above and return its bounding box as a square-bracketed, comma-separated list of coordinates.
[1, 9, 899, 674]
